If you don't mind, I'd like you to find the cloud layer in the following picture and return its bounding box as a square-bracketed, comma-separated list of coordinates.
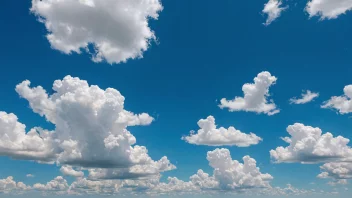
[31, 0, 163, 64]
[182, 116, 262, 147]
[219, 71, 279, 115]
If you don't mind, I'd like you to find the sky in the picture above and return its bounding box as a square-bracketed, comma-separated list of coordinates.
[1, 0, 352, 197]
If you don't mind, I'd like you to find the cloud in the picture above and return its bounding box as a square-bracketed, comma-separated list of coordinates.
[60, 166, 84, 178]
[0, 112, 56, 163]
[318, 162, 352, 185]
[33, 176, 69, 193]
[30, 0, 163, 64]
[270, 123, 352, 163]
[0, 75, 174, 180]
[322, 85, 352, 114]
[26, 174, 35, 178]
[0, 176, 30, 194]
[88, 156, 176, 180]
[263, 0, 286, 25]
[290, 90, 319, 104]
[219, 71, 280, 116]
[182, 116, 262, 147]
[306, 0, 352, 19]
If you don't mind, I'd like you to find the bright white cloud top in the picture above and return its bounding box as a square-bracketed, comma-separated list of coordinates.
[322, 85, 352, 114]
[270, 123, 352, 163]
[0, 176, 29, 194]
[30, 0, 163, 64]
[219, 71, 280, 116]
[306, 0, 352, 19]
[0, 76, 174, 179]
[290, 90, 319, 104]
[182, 116, 262, 147]
[263, 0, 286, 25]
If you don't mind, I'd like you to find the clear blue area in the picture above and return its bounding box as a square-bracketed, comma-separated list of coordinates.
[0, 0, 352, 196]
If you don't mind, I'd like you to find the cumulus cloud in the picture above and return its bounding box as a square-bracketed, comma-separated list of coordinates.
[322, 85, 352, 114]
[182, 116, 262, 147]
[0, 112, 56, 162]
[270, 123, 352, 163]
[263, 0, 286, 25]
[33, 176, 69, 193]
[219, 71, 280, 116]
[290, 90, 319, 104]
[30, 0, 163, 64]
[0, 75, 174, 180]
[306, 0, 352, 19]
[318, 162, 352, 185]
[0, 176, 30, 194]
[60, 166, 84, 178]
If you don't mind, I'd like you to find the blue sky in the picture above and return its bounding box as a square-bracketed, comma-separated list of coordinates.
[1, 0, 352, 197]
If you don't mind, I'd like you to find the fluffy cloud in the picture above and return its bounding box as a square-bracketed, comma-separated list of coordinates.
[270, 123, 352, 163]
[0, 112, 56, 162]
[322, 85, 352, 114]
[26, 174, 35, 178]
[263, 0, 286, 25]
[318, 162, 352, 183]
[0, 75, 174, 180]
[30, 0, 163, 64]
[33, 176, 69, 193]
[306, 0, 352, 19]
[219, 71, 280, 116]
[60, 166, 84, 178]
[0, 177, 30, 194]
[182, 116, 262, 147]
[290, 90, 319, 104]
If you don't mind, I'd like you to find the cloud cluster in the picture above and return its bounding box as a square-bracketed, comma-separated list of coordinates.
[182, 116, 262, 147]
[318, 162, 352, 181]
[270, 123, 352, 163]
[306, 0, 352, 19]
[290, 90, 319, 104]
[0, 176, 29, 194]
[3, 149, 272, 196]
[30, 0, 163, 64]
[0, 76, 174, 180]
[219, 71, 280, 116]
[263, 0, 286, 25]
[322, 85, 352, 114]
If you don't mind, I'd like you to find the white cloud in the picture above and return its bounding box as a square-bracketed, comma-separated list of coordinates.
[290, 90, 319, 104]
[33, 176, 69, 193]
[318, 162, 352, 185]
[0, 176, 30, 194]
[263, 0, 286, 25]
[203, 148, 273, 190]
[0, 112, 56, 163]
[322, 85, 352, 114]
[306, 0, 352, 19]
[60, 166, 84, 178]
[219, 71, 280, 115]
[270, 123, 352, 163]
[30, 0, 163, 64]
[26, 174, 35, 178]
[182, 116, 262, 147]
[0, 75, 174, 180]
